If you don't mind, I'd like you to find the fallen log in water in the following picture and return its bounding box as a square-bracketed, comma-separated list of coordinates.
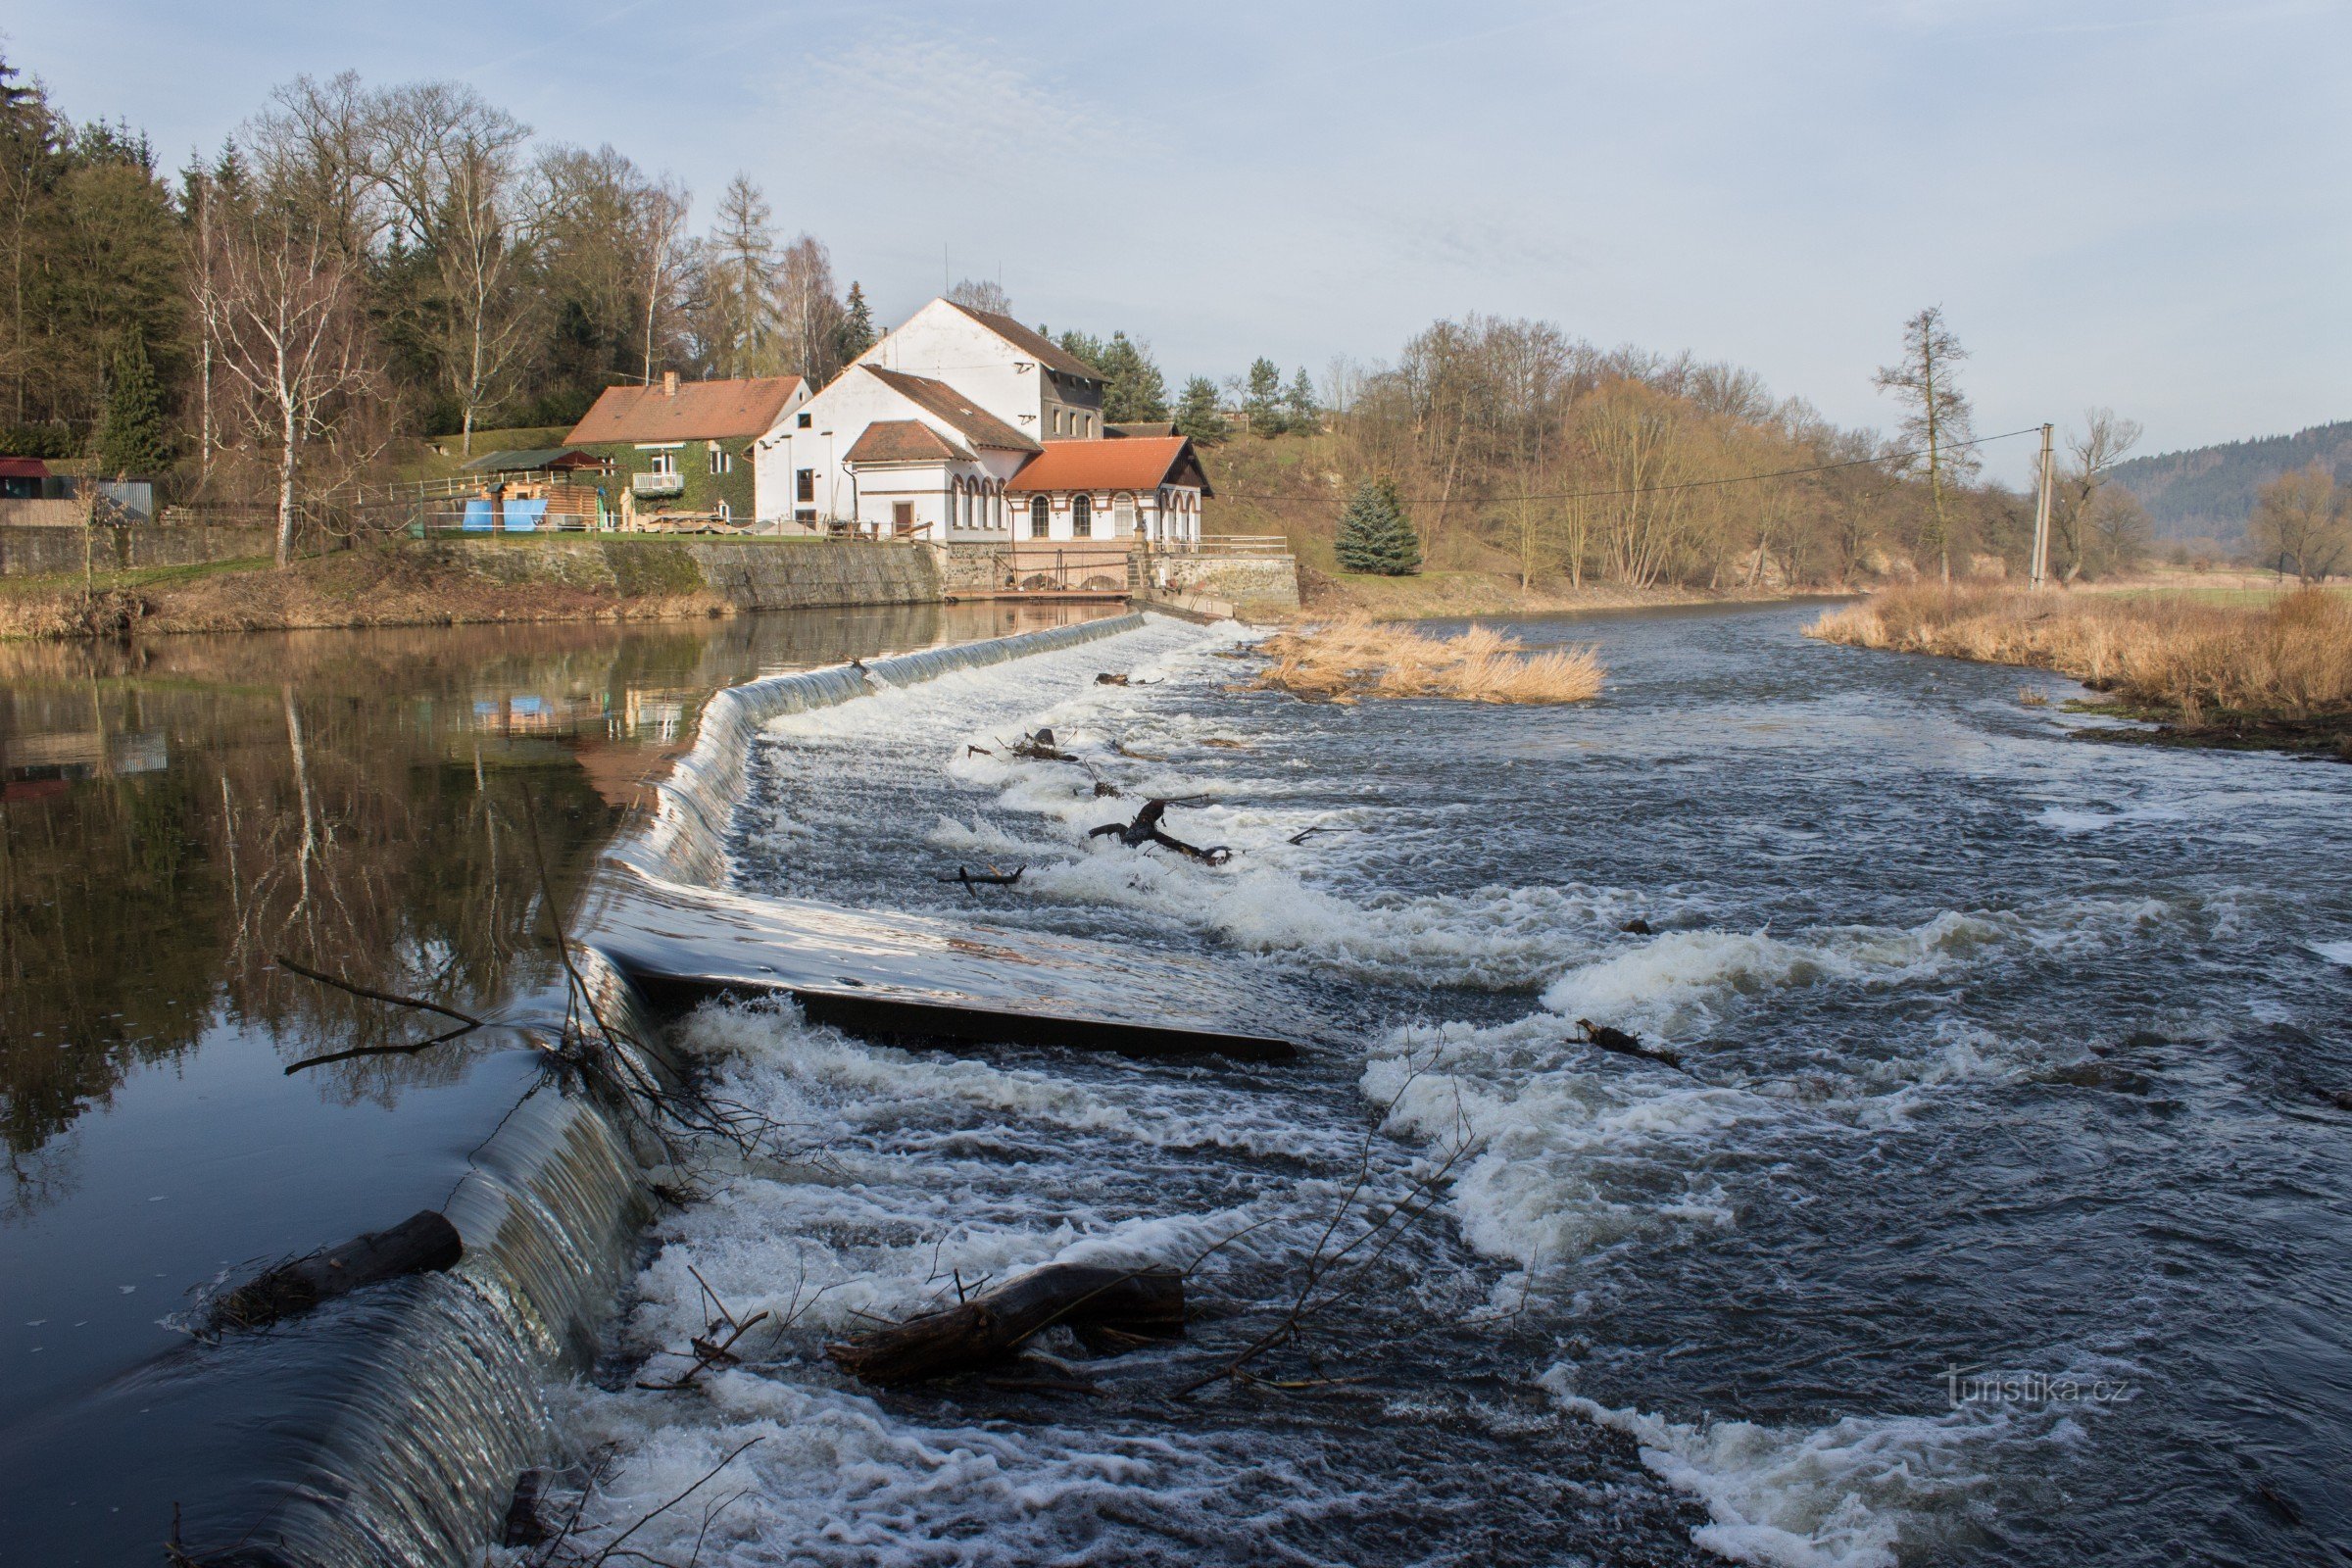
[207, 1209, 464, 1332]
[828, 1262, 1185, 1385]
[1089, 799, 1231, 864]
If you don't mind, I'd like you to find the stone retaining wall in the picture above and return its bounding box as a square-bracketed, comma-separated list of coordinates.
[440, 536, 940, 611]
[0, 520, 275, 576]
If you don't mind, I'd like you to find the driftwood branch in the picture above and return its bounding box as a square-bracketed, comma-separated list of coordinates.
[272, 954, 483, 1027]
[1088, 800, 1231, 865]
[1576, 1018, 1686, 1072]
[935, 865, 1025, 897]
[204, 1209, 463, 1333]
[827, 1262, 1185, 1385]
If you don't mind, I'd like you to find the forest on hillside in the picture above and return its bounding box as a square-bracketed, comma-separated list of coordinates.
[0, 48, 2172, 590]
[2110, 420, 2352, 547]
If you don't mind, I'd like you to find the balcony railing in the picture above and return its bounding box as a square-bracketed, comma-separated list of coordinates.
[630, 471, 685, 497]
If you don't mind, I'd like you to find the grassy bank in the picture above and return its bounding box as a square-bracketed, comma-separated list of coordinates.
[1296, 564, 1789, 620]
[1255, 617, 1604, 704]
[1808, 583, 2352, 759]
[0, 543, 728, 640]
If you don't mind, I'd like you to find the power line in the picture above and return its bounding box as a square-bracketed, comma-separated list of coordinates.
[1214, 425, 2046, 509]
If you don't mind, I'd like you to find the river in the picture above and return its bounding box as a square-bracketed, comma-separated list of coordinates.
[528, 602, 2352, 1567]
[0, 602, 1111, 1566]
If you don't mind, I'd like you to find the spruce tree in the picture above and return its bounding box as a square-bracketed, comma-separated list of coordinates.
[96, 326, 170, 474]
[1284, 368, 1319, 434]
[1174, 376, 1227, 444]
[1334, 476, 1421, 575]
[836, 281, 876, 363]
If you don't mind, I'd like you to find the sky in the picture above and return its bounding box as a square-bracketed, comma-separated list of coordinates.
[7, 0, 2346, 476]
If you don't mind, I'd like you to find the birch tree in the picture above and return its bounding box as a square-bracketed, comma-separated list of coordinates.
[208, 207, 375, 565]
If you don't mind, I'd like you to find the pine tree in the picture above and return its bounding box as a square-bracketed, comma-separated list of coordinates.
[1283, 367, 1319, 434]
[1244, 358, 1286, 436]
[1056, 328, 1108, 373]
[836, 280, 876, 364]
[96, 325, 169, 474]
[1334, 476, 1421, 575]
[1174, 375, 1227, 444]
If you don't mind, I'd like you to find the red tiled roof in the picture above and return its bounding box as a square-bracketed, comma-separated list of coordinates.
[1006, 437, 1212, 496]
[940, 301, 1102, 381]
[564, 376, 804, 444]
[0, 457, 50, 479]
[862, 367, 1041, 452]
[844, 419, 970, 465]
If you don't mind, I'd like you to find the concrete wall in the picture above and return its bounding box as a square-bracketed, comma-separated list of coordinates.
[1149, 553, 1300, 616]
[0, 520, 274, 576]
[441, 536, 941, 611]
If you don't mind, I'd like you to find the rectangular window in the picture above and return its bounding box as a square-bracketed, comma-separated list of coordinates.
[794, 508, 816, 524]
[796, 468, 815, 503]
[648, 449, 677, 476]
[707, 445, 732, 475]
[797, 412, 812, 428]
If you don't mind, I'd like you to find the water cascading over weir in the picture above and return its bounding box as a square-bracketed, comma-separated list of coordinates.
[211, 611, 1292, 1567]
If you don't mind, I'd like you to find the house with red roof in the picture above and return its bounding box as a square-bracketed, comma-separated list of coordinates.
[752, 299, 1210, 545]
[564, 370, 809, 525]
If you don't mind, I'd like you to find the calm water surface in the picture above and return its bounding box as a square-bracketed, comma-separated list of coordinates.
[539, 603, 2352, 1568]
[0, 602, 1110, 1563]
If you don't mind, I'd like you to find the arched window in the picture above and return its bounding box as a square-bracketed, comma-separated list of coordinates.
[1030, 495, 1050, 538]
[1113, 492, 1136, 536]
[1071, 493, 1093, 539]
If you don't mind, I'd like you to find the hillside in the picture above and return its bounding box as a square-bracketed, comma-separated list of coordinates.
[2111, 419, 2352, 546]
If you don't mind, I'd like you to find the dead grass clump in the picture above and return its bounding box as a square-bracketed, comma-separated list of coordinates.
[1807, 584, 2352, 720]
[1255, 616, 1604, 705]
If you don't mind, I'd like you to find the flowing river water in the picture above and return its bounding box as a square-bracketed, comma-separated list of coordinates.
[519, 603, 2352, 1567]
[6, 600, 2348, 1566]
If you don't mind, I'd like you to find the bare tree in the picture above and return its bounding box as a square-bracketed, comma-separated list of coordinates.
[945, 277, 1011, 315]
[777, 233, 845, 385]
[2250, 463, 2351, 583]
[1874, 307, 1974, 584]
[703, 173, 778, 378]
[372, 82, 540, 455]
[244, 73, 390, 265]
[1575, 378, 1695, 589]
[207, 207, 376, 565]
[2056, 406, 2143, 582]
[637, 176, 691, 385]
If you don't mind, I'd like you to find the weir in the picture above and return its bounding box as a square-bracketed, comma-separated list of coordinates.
[211, 608, 1280, 1565]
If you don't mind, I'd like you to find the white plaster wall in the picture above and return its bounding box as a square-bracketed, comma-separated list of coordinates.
[863, 301, 1046, 441]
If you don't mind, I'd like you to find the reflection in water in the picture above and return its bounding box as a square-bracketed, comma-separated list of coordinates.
[0, 601, 1101, 1217]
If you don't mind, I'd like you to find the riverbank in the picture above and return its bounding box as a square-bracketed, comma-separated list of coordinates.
[1294, 563, 1809, 620]
[1808, 582, 2352, 759]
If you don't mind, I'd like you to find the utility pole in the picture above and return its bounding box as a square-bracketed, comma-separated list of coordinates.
[2029, 422, 2055, 591]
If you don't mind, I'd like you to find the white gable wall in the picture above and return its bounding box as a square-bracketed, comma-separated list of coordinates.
[861, 300, 1048, 440]
[752, 365, 1029, 536]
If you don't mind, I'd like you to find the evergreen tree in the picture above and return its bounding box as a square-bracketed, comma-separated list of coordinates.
[1174, 375, 1228, 444]
[836, 280, 876, 364]
[1243, 357, 1286, 436]
[1099, 331, 1168, 422]
[96, 325, 170, 474]
[1334, 476, 1421, 575]
[1283, 367, 1319, 433]
[1056, 328, 1108, 373]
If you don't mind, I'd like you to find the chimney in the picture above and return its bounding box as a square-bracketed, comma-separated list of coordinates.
[662, 370, 679, 398]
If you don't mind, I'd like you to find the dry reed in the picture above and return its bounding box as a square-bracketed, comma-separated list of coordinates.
[1254, 617, 1605, 705]
[1807, 584, 2352, 722]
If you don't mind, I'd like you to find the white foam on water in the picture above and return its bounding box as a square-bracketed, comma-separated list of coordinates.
[529, 997, 1418, 1565]
[2310, 940, 2352, 968]
[1544, 1372, 2046, 1568]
